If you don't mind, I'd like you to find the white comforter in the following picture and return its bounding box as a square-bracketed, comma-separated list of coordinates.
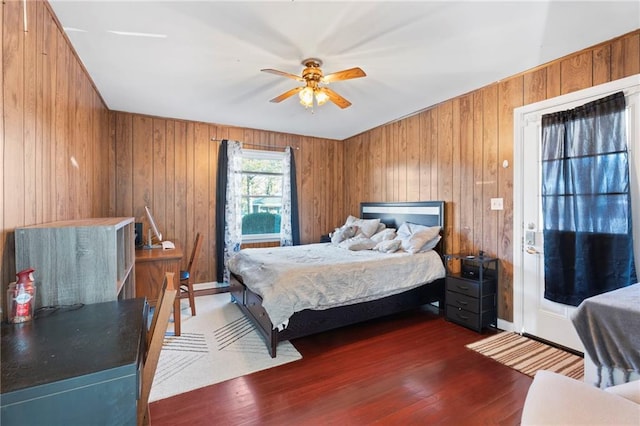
[227, 243, 446, 330]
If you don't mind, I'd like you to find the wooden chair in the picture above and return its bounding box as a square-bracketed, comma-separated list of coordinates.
[138, 272, 177, 426]
[174, 233, 203, 335]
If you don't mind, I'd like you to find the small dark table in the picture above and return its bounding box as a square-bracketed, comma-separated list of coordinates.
[1, 298, 147, 426]
[443, 253, 498, 332]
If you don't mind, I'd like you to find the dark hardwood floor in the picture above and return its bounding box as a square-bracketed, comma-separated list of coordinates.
[149, 306, 532, 425]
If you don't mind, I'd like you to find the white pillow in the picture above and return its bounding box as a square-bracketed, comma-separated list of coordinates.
[396, 222, 441, 254]
[375, 239, 402, 253]
[370, 228, 397, 244]
[338, 236, 376, 251]
[420, 235, 441, 252]
[345, 216, 381, 238]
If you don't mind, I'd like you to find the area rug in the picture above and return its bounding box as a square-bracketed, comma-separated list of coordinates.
[466, 332, 584, 380]
[149, 293, 302, 402]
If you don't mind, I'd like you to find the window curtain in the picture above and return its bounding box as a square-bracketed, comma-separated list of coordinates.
[215, 140, 243, 283]
[541, 91, 637, 306]
[280, 146, 300, 246]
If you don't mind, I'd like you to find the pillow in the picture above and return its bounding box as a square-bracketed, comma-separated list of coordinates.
[330, 224, 358, 244]
[370, 228, 397, 244]
[421, 235, 441, 252]
[345, 216, 381, 238]
[396, 222, 441, 254]
[338, 236, 376, 251]
[375, 239, 402, 253]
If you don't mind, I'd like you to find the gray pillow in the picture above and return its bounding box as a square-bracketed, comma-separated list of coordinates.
[396, 222, 441, 254]
[339, 236, 377, 251]
[370, 228, 397, 244]
[345, 216, 381, 238]
[330, 224, 358, 244]
[375, 239, 402, 253]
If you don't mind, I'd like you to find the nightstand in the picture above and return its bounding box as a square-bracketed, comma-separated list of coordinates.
[443, 253, 498, 332]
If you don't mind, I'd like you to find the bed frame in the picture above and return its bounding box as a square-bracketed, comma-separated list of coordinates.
[229, 201, 446, 357]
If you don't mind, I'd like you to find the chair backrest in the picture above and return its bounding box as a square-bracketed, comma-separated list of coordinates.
[184, 232, 204, 280]
[138, 272, 177, 426]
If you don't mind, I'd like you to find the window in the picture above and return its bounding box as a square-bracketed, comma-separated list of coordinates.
[240, 149, 285, 242]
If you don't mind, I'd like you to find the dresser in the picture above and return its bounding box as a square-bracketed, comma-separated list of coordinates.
[1, 298, 147, 426]
[444, 253, 498, 332]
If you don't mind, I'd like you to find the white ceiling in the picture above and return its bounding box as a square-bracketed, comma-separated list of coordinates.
[49, 1, 639, 140]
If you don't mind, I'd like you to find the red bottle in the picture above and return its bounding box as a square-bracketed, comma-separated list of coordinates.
[7, 267, 36, 323]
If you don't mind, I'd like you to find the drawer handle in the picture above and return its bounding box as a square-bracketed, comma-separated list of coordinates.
[456, 299, 468, 306]
[456, 312, 470, 320]
[456, 284, 469, 291]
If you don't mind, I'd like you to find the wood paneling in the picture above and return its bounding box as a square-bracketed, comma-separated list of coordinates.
[497, 76, 523, 320]
[110, 113, 344, 283]
[344, 29, 640, 322]
[1, 1, 111, 296]
[2, 0, 638, 319]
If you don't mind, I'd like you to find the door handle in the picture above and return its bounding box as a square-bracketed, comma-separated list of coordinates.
[526, 246, 540, 255]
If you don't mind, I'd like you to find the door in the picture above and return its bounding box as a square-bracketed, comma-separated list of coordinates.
[520, 120, 583, 352]
[514, 74, 640, 353]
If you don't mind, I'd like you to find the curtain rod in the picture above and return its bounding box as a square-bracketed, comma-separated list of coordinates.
[210, 138, 299, 150]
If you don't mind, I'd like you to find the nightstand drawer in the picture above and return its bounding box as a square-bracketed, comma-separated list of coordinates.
[446, 277, 481, 297]
[446, 276, 496, 298]
[446, 290, 495, 314]
[446, 305, 481, 330]
[446, 290, 480, 313]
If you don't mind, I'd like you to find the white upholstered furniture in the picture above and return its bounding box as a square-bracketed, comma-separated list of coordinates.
[521, 371, 640, 425]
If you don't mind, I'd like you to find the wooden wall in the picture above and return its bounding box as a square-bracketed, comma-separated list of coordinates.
[344, 30, 640, 322]
[110, 113, 344, 283]
[1, 1, 111, 290]
[2, 0, 638, 319]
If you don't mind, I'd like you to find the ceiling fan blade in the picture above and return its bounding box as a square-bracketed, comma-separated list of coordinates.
[322, 87, 352, 109]
[321, 67, 366, 84]
[269, 87, 303, 103]
[261, 68, 305, 82]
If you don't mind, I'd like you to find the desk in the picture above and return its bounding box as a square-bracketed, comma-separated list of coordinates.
[1, 298, 147, 426]
[135, 246, 184, 335]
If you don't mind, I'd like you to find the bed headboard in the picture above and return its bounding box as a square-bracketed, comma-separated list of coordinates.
[360, 201, 446, 254]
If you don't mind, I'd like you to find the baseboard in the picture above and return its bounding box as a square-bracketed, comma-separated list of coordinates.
[497, 318, 514, 332]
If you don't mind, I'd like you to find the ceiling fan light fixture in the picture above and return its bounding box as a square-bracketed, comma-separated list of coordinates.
[315, 89, 329, 106]
[299, 87, 314, 107]
[263, 58, 365, 109]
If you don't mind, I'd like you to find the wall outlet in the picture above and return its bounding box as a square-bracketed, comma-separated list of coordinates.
[490, 198, 504, 210]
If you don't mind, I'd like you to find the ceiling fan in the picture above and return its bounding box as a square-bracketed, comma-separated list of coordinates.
[261, 58, 366, 109]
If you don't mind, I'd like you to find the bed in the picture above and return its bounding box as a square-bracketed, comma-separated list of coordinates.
[228, 201, 447, 357]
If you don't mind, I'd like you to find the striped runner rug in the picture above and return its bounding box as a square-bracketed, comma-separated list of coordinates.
[466, 332, 584, 380]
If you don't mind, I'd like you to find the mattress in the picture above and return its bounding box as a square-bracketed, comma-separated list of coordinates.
[228, 243, 446, 330]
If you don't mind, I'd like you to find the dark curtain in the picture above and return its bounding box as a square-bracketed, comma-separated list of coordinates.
[541, 91, 636, 306]
[290, 149, 300, 246]
[215, 140, 228, 283]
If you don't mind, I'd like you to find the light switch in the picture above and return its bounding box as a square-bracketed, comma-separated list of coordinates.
[490, 198, 503, 210]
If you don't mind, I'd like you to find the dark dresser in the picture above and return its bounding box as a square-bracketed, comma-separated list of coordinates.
[444, 253, 498, 332]
[1, 298, 147, 426]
